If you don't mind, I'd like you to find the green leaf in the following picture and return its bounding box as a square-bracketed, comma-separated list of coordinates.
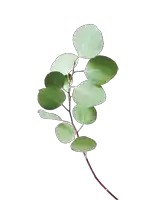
[44, 71, 65, 88]
[70, 136, 97, 152]
[72, 80, 106, 107]
[37, 109, 62, 121]
[73, 24, 104, 59]
[55, 123, 75, 144]
[50, 53, 79, 75]
[63, 75, 69, 92]
[85, 55, 118, 86]
[72, 105, 97, 124]
[38, 87, 66, 110]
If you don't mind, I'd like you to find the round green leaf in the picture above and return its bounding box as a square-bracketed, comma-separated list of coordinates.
[72, 80, 106, 107]
[50, 53, 79, 75]
[70, 136, 97, 152]
[73, 24, 104, 59]
[38, 87, 66, 110]
[38, 109, 62, 121]
[72, 105, 97, 124]
[85, 55, 118, 86]
[55, 123, 75, 144]
[44, 71, 65, 88]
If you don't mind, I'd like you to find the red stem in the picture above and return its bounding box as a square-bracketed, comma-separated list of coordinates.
[67, 57, 119, 200]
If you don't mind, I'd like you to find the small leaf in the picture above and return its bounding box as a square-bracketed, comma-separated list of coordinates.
[63, 74, 73, 92]
[72, 80, 106, 107]
[72, 105, 97, 124]
[50, 53, 79, 75]
[38, 109, 62, 121]
[44, 71, 65, 88]
[70, 136, 97, 152]
[85, 55, 118, 86]
[55, 123, 75, 144]
[73, 24, 104, 59]
[38, 87, 66, 110]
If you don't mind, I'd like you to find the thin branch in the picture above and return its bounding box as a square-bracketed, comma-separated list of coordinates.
[74, 70, 85, 73]
[78, 124, 84, 132]
[62, 104, 69, 112]
[83, 152, 119, 200]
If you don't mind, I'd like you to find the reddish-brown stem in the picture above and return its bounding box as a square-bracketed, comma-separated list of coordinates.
[65, 58, 118, 200]
[83, 152, 119, 200]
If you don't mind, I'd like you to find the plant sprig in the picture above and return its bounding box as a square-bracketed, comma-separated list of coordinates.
[37, 24, 119, 200]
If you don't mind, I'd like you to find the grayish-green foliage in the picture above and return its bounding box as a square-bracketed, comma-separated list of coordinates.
[85, 55, 118, 86]
[72, 105, 97, 124]
[73, 24, 104, 59]
[38, 109, 62, 121]
[37, 23, 118, 153]
[50, 53, 79, 75]
[72, 80, 106, 107]
[63, 75, 69, 92]
[44, 71, 65, 88]
[38, 87, 66, 110]
[55, 123, 75, 143]
[70, 136, 97, 152]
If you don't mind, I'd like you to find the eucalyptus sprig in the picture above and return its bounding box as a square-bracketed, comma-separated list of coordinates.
[37, 24, 119, 200]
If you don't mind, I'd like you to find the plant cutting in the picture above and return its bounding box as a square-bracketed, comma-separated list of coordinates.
[37, 24, 119, 200]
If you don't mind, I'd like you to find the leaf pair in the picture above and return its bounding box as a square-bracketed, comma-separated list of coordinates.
[71, 55, 118, 123]
[71, 79, 105, 125]
[49, 24, 104, 76]
[73, 24, 118, 86]
[38, 71, 67, 110]
[50, 53, 76, 94]
[55, 123, 97, 152]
